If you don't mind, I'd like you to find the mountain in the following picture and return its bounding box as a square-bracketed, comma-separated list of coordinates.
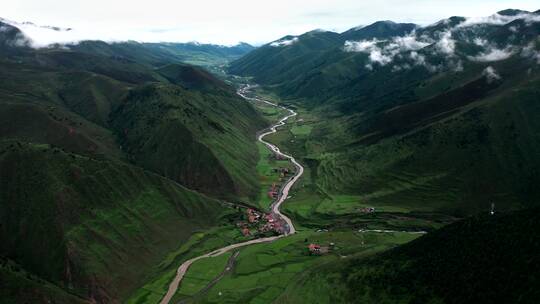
[0, 21, 264, 303]
[230, 10, 540, 215]
[229, 21, 418, 86]
[340, 20, 417, 41]
[70, 40, 255, 68]
[229, 30, 342, 84]
[0, 20, 30, 49]
[0, 31, 265, 200]
[109, 80, 265, 200]
[0, 17, 254, 67]
[281, 208, 540, 303]
[497, 8, 531, 16]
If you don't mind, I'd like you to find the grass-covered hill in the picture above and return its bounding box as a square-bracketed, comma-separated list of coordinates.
[0, 27, 266, 200]
[110, 82, 265, 200]
[232, 9, 540, 215]
[0, 141, 233, 303]
[0, 21, 264, 303]
[229, 30, 343, 84]
[280, 208, 540, 303]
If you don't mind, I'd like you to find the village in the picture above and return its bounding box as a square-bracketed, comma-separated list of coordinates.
[235, 150, 338, 256]
[236, 154, 295, 238]
[236, 208, 287, 237]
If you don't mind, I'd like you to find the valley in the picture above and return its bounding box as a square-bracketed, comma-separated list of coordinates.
[1, 5, 540, 304]
[165, 86, 433, 304]
[156, 85, 302, 304]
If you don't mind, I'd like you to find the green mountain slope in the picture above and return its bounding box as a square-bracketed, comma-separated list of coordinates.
[0, 141, 233, 302]
[0, 20, 264, 304]
[340, 20, 417, 41]
[0, 30, 265, 199]
[229, 30, 343, 84]
[1, 257, 89, 304]
[281, 208, 540, 303]
[111, 82, 265, 200]
[228, 21, 417, 87]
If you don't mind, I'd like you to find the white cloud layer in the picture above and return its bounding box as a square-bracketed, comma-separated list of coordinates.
[436, 31, 456, 54]
[270, 37, 299, 47]
[458, 12, 540, 27]
[342, 10, 540, 71]
[1, 0, 539, 45]
[344, 34, 430, 66]
[521, 41, 540, 64]
[483, 66, 501, 82]
[469, 47, 515, 62]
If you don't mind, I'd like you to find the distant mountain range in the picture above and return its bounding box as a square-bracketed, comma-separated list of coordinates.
[0, 18, 255, 67]
[230, 9, 540, 215]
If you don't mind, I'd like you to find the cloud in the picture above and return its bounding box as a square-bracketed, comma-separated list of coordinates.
[368, 48, 393, 65]
[0, 22, 31, 47]
[458, 12, 540, 27]
[522, 41, 540, 64]
[344, 39, 391, 66]
[1, 18, 125, 48]
[409, 51, 426, 65]
[473, 38, 488, 46]
[344, 33, 430, 66]
[469, 46, 515, 62]
[343, 39, 381, 52]
[270, 37, 299, 47]
[344, 30, 470, 73]
[435, 31, 455, 54]
[483, 66, 501, 82]
[387, 34, 431, 52]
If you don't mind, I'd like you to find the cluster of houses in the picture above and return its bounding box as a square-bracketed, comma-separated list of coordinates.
[308, 243, 334, 255]
[238, 208, 285, 237]
[359, 207, 376, 213]
[267, 182, 279, 199]
[237, 158, 296, 237]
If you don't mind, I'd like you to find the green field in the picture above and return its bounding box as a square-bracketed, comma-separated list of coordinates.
[126, 225, 250, 304]
[290, 124, 313, 136]
[249, 94, 454, 231]
[177, 253, 233, 298]
[276, 209, 540, 303]
[191, 229, 421, 303]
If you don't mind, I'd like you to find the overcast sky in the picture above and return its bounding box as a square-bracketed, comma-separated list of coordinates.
[2, 0, 539, 45]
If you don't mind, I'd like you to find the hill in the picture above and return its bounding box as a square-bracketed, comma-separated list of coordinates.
[0, 20, 264, 303]
[0, 141, 234, 303]
[110, 82, 265, 200]
[0, 28, 266, 200]
[280, 208, 540, 303]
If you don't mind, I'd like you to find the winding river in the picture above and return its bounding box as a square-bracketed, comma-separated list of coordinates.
[159, 85, 302, 304]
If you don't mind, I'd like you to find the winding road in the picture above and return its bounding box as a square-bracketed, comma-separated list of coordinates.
[159, 84, 302, 304]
